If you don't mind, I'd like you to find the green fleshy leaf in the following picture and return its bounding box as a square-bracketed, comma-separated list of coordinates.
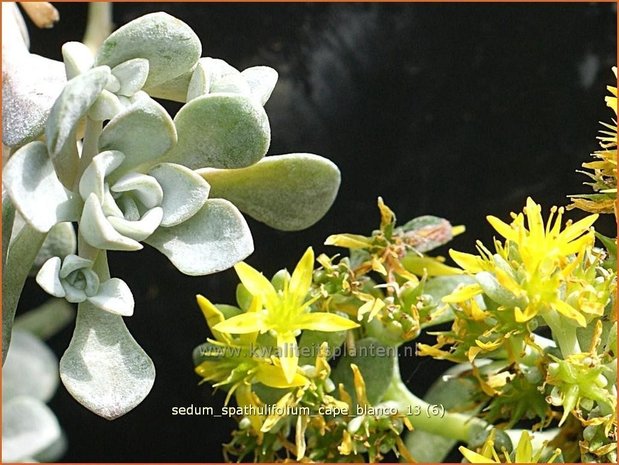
[186, 59, 210, 101]
[98, 96, 177, 175]
[298, 329, 347, 365]
[2, 54, 66, 148]
[199, 153, 340, 231]
[111, 58, 149, 96]
[148, 162, 210, 227]
[3, 330, 59, 402]
[146, 198, 253, 276]
[331, 338, 395, 405]
[405, 364, 481, 462]
[3, 142, 81, 233]
[96, 12, 201, 88]
[59, 300, 155, 420]
[168, 93, 270, 170]
[2, 397, 62, 462]
[13, 298, 74, 341]
[241, 66, 278, 105]
[46, 66, 110, 187]
[61, 41, 94, 79]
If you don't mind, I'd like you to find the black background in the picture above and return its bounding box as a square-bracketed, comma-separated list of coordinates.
[18, 2, 617, 462]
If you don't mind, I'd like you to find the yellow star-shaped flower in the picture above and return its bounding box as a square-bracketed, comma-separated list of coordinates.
[214, 247, 359, 382]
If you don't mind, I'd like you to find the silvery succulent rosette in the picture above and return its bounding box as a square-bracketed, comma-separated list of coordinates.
[3, 11, 340, 419]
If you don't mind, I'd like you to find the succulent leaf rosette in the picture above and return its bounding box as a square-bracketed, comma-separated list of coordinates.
[3, 12, 340, 419]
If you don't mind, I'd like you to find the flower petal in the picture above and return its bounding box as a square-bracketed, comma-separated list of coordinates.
[288, 247, 314, 306]
[277, 332, 299, 384]
[199, 153, 341, 231]
[234, 262, 279, 308]
[212, 312, 265, 334]
[297, 312, 359, 332]
[552, 299, 586, 327]
[253, 363, 307, 388]
[486, 215, 518, 242]
[146, 199, 253, 275]
[449, 249, 485, 273]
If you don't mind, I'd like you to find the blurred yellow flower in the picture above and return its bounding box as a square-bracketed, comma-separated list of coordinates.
[459, 430, 561, 463]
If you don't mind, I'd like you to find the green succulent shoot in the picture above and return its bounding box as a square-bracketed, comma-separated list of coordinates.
[3, 12, 341, 419]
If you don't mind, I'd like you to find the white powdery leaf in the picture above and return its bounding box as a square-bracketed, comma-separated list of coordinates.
[2, 397, 61, 462]
[3, 331, 59, 402]
[60, 302, 155, 420]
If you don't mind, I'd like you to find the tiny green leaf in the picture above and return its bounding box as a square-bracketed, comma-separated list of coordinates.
[95, 12, 201, 88]
[168, 93, 270, 169]
[87, 278, 134, 317]
[199, 153, 340, 231]
[59, 300, 156, 420]
[146, 199, 254, 276]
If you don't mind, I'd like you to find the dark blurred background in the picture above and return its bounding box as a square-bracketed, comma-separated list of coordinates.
[18, 2, 616, 462]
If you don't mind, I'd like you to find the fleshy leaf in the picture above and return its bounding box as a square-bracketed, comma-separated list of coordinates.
[146, 198, 254, 276]
[405, 364, 481, 462]
[199, 153, 340, 231]
[36, 257, 65, 298]
[241, 66, 278, 105]
[2, 397, 61, 462]
[46, 66, 110, 187]
[141, 65, 194, 102]
[80, 193, 143, 251]
[3, 53, 66, 147]
[168, 93, 270, 169]
[95, 12, 201, 88]
[98, 96, 177, 175]
[61, 41, 94, 79]
[87, 278, 134, 316]
[3, 331, 59, 402]
[148, 163, 210, 227]
[111, 58, 149, 96]
[88, 89, 123, 121]
[3, 141, 81, 233]
[298, 329, 347, 365]
[79, 150, 125, 202]
[59, 300, 155, 420]
[203, 57, 250, 95]
[186, 59, 210, 101]
[331, 338, 395, 405]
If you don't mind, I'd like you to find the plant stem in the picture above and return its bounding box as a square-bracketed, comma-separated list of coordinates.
[382, 359, 488, 442]
[2, 223, 46, 363]
[83, 3, 113, 53]
[74, 116, 102, 191]
[543, 310, 581, 357]
[2, 189, 15, 271]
